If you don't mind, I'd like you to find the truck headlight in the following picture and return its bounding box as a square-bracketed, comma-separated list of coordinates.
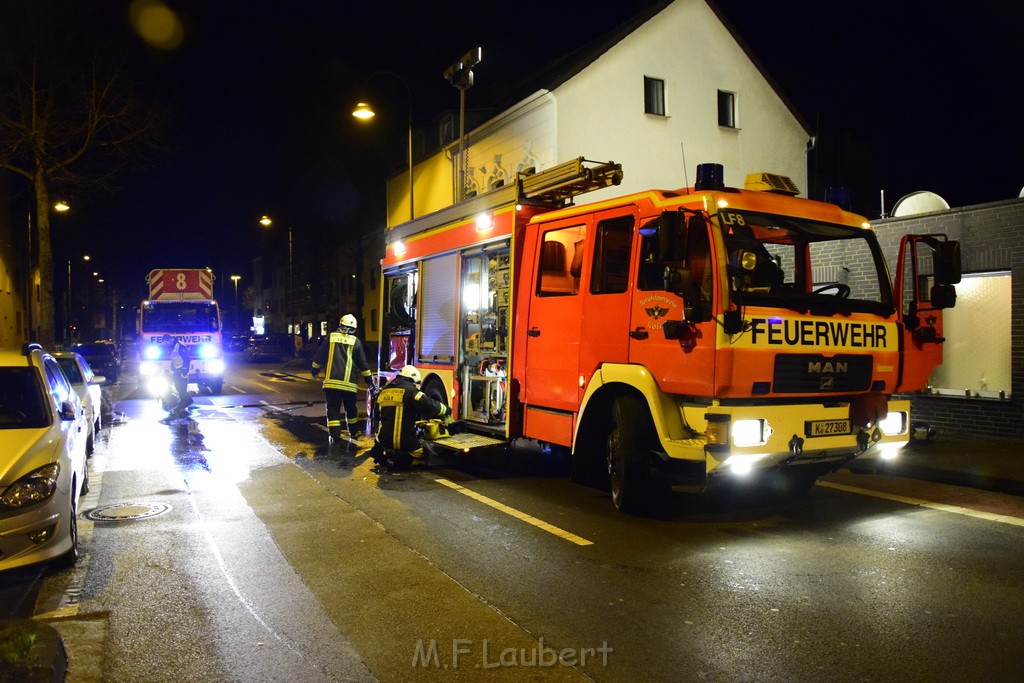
[197, 343, 220, 359]
[878, 411, 906, 436]
[139, 361, 158, 376]
[732, 419, 769, 447]
[723, 453, 769, 476]
[144, 344, 163, 360]
[207, 359, 225, 375]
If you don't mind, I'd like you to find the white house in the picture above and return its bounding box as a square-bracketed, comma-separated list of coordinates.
[384, 0, 813, 228]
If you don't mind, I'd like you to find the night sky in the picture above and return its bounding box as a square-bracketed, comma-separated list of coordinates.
[5, 0, 1021, 303]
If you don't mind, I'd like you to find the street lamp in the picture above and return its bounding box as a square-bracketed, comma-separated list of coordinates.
[352, 71, 414, 222]
[259, 216, 292, 331]
[230, 274, 241, 306]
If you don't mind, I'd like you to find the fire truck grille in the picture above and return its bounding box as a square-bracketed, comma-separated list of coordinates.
[772, 354, 873, 393]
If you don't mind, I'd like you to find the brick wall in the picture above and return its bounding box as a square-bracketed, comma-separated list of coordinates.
[871, 198, 1024, 441]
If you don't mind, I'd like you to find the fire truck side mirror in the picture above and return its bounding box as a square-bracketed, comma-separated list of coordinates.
[682, 302, 712, 324]
[930, 284, 957, 309]
[657, 210, 686, 262]
[723, 310, 744, 335]
[933, 240, 961, 286]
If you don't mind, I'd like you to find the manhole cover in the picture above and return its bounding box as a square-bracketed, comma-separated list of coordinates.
[84, 502, 172, 521]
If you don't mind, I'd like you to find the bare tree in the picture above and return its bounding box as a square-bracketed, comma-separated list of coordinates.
[0, 9, 164, 345]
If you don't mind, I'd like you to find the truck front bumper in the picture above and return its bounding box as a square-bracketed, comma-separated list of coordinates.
[656, 399, 910, 486]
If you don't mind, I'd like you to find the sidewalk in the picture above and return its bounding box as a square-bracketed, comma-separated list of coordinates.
[845, 434, 1024, 497]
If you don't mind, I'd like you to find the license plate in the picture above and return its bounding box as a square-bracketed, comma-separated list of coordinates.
[806, 419, 851, 437]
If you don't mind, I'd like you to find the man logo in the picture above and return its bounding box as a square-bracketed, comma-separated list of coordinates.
[820, 377, 834, 390]
[646, 306, 669, 320]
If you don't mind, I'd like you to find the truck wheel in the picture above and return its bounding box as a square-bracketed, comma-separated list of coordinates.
[607, 395, 654, 513]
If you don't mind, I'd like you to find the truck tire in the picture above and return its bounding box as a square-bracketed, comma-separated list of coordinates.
[607, 395, 655, 513]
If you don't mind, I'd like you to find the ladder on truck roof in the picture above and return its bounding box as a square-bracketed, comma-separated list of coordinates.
[520, 157, 623, 204]
[387, 157, 623, 242]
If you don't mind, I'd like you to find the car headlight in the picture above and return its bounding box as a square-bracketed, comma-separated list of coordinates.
[0, 463, 60, 510]
[878, 411, 906, 436]
[207, 359, 225, 375]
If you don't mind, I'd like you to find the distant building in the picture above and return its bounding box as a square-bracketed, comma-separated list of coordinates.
[873, 197, 1024, 441]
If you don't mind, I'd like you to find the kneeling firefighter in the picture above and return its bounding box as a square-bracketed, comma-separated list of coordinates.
[371, 365, 450, 469]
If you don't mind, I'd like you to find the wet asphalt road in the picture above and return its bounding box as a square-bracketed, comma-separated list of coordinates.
[3, 358, 1024, 681]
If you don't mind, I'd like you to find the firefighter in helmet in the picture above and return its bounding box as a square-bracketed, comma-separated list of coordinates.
[311, 314, 372, 441]
[372, 365, 450, 469]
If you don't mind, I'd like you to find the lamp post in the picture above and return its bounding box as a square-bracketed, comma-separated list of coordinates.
[352, 71, 414, 223]
[230, 274, 241, 332]
[444, 48, 482, 202]
[259, 216, 292, 332]
[66, 254, 90, 342]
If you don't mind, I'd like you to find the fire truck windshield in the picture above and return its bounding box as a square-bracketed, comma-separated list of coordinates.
[715, 209, 894, 316]
[141, 301, 221, 333]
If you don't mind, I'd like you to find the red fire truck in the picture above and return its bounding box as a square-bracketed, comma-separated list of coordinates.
[137, 268, 226, 396]
[377, 159, 960, 511]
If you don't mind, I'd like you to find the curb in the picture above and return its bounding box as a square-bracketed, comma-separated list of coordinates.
[0, 619, 67, 683]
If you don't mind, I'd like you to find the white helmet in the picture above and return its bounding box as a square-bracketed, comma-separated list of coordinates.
[340, 314, 357, 331]
[398, 365, 421, 385]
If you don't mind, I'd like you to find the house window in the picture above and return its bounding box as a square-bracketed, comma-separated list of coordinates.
[644, 76, 665, 116]
[718, 90, 736, 127]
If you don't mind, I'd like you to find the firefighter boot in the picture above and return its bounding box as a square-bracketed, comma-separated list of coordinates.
[328, 426, 342, 442]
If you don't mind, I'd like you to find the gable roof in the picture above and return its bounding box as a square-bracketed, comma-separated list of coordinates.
[472, 0, 811, 136]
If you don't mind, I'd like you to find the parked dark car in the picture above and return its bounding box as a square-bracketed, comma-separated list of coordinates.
[225, 334, 251, 352]
[242, 334, 292, 363]
[69, 340, 121, 382]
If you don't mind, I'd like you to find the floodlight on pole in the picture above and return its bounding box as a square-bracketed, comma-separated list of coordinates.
[444, 47, 482, 202]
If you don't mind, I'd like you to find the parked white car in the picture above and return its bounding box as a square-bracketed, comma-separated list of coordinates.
[0, 343, 90, 571]
[53, 351, 104, 456]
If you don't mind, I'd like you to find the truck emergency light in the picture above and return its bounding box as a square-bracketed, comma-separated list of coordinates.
[694, 162, 724, 191]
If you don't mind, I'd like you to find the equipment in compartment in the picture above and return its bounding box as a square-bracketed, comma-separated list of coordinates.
[461, 247, 510, 426]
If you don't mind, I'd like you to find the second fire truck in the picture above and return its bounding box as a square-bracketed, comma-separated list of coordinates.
[377, 159, 960, 511]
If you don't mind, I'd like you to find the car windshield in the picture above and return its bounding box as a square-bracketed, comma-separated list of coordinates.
[0, 368, 50, 428]
[56, 357, 84, 384]
[715, 209, 895, 316]
[140, 302, 220, 333]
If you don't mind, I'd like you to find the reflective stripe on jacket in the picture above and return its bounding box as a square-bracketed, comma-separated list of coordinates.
[375, 375, 449, 451]
[311, 331, 370, 392]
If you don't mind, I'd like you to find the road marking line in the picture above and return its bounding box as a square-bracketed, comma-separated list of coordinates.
[817, 480, 1024, 527]
[433, 477, 594, 546]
